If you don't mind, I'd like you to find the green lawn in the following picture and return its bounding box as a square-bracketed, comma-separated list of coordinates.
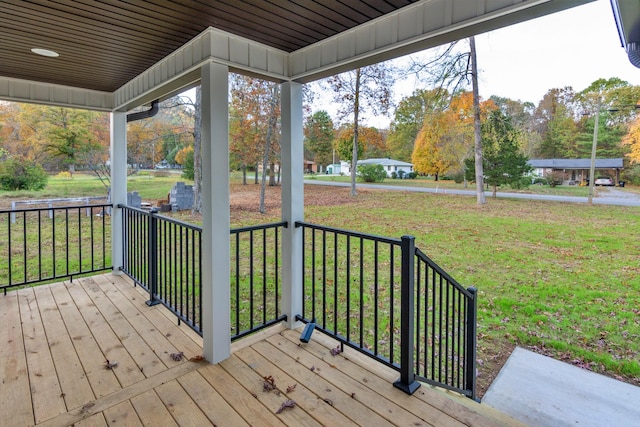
[300, 187, 640, 392]
[2, 172, 638, 394]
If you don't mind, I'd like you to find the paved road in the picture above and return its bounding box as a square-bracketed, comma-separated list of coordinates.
[304, 180, 640, 207]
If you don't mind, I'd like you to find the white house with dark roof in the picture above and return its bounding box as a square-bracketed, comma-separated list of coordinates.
[358, 158, 414, 178]
[527, 158, 624, 184]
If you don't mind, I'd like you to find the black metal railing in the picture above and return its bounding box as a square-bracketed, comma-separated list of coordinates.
[414, 248, 477, 399]
[230, 222, 288, 340]
[119, 205, 286, 339]
[295, 221, 477, 399]
[0, 204, 112, 293]
[120, 206, 203, 333]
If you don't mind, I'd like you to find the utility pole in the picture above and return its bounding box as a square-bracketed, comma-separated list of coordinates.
[588, 106, 599, 205]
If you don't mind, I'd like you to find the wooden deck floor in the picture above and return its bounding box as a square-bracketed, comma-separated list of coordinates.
[1, 273, 526, 427]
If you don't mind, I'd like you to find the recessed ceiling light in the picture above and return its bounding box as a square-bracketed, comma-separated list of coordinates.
[31, 48, 59, 57]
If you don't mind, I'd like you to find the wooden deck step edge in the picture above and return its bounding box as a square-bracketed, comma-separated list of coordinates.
[437, 390, 531, 427]
[287, 327, 530, 427]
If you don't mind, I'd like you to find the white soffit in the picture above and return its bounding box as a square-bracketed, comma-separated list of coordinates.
[2, 0, 595, 111]
[0, 77, 113, 111]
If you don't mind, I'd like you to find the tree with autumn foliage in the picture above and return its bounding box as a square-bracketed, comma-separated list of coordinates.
[304, 110, 334, 168]
[412, 92, 490, 181]
[408, 37, 486, 204]
[465, 109, 531, 197]
[7, 104, 108, 175]
[623, 117, 640, 165]
[327, 63, 395, 196]
[229, 74, 281, 187]
[333, 124, 387, 163]
[387, 89, 447, 162]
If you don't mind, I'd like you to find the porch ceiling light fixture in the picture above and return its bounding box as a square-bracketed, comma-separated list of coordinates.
[31, 48, 59, 57]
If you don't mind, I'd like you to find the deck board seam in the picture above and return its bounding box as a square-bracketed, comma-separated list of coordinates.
[34, 360, 207, 427]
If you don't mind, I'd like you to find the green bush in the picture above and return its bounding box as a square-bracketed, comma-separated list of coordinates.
[449, 170, 464, 184]
[0, 157, 49, 190]
[390, 171, 398, 179]
[621, 164, 640, 185]
[357, 164, 387, 183]
[509, 176, 531, 190]
[406, 171, 417, 179]
[545, 171, 565, 187]
[181, 149, 194, 180]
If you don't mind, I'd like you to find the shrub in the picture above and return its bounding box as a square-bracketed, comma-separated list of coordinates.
[406, 171, 417, 179]
[449, 170, 464, 184]
[56, 171, 72, 179]
[390, 171, 397, 179]
[357, 164, 386, 183]
[621, 164, 640, 185]
[0, 157, 49, 191]
[545, 171, 565, 187]
[509, 176, 532, 190]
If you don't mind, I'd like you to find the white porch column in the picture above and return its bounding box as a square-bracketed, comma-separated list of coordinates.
[201, 61, 230, 363]
[281, 81, 304, 329]
[110, 111, 127, 274]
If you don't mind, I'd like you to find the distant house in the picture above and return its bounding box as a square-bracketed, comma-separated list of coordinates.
[358, 158, 414, 178]
[527, 158, 623, 184]
[304, 159, 317, 173]
[326, 158, 414, 177]
[326, 161, 351, 175]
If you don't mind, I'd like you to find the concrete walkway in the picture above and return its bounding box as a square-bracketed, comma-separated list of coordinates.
[481, 347, 640, 427]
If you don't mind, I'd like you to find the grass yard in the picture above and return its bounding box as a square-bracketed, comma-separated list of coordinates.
[229, 182, 640, 396]
[299, 186, 640, 395]
[2, 172, 638, 397]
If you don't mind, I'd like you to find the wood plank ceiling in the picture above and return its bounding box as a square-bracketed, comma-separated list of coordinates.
[0, 0, 417, 93]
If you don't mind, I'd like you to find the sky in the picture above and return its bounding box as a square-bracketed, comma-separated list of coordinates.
[313, 0, 640, 126]
[181, 0, 640, 124]
[471, 0, 640, 104]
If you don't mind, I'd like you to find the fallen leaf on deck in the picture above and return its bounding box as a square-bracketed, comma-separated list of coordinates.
[170, 351, 185, 361]
[276, 399, 296, 414]
[263, 375, 276, 392]
[104, 359, 118, 370]
[189, 355, 205, 362]
[330, 345, 342, 356]
[286, 384, 297, 393]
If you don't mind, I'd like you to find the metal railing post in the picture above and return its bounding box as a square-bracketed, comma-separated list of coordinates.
[146, 208, 160, 306]
[465, 286, 478, 400]
[393, 235, 420, 395]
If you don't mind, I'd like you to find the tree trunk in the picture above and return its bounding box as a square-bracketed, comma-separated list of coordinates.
[260, 85, 279, 213]
[192, 86, 203, 213]
[470, 36, 486, 205]
[269, 161, 276, 186]
[242, 164, 247, 185]
[351, 68, 361, 197]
